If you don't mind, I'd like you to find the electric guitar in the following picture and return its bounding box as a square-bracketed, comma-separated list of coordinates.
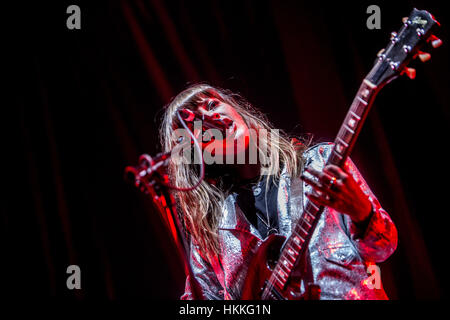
[241, 8, 442, 300]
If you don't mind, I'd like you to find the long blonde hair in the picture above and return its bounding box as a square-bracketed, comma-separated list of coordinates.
[160, 83, 309, 257]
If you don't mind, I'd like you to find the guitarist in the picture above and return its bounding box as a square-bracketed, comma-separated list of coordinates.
[160, 83, 397, 300]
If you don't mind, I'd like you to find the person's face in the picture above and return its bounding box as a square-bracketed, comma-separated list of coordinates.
[194, 97, 250, 162]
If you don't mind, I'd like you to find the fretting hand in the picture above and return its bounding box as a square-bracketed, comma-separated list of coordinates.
[301, 164, 372, 223]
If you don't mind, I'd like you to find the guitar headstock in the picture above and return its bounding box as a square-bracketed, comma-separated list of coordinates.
[367, 8, 441, 88]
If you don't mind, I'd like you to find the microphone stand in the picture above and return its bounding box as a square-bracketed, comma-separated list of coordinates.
[125, 151, 205, 300]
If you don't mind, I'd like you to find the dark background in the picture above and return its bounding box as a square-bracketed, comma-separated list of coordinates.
[3, 0, 449, 300]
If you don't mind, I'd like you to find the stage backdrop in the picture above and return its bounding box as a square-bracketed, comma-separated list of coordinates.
[4, 0, 449, 299]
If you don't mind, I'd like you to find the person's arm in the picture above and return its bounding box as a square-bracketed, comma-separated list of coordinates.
[341, 158, 398, 263]
[180, 238, 224, 300]
[302, 156, 398, 263]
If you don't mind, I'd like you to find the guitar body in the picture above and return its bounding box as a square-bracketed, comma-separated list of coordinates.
[241, 234, 286, 299]
[241, 234, 320, 300]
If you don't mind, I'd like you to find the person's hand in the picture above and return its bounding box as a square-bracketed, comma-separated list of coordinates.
[301, 164, 372, 223]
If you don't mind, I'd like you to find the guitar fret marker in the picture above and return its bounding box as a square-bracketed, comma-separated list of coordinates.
[282, 258, 293, 269]
[361, 88, 370, 99]
[336, 143, 344, 154]
[284, 253, 296, 263]
[304, 213, 312, 224]
[305, 210, 315, 220]
[348, 118, 356, 128]
[292, 235, 304, 248]
[347, 113, 360, 129]
[280, 262, 291, 273]
[278, 269, 287, 280]
[287, 248, 297, 257]
[335, 137, 349, 155]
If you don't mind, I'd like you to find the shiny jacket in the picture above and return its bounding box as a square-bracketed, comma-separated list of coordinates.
[181, 143, 398, 300]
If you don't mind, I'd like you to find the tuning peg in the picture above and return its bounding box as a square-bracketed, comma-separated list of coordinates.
[417, 51, 431, 62]
[403, 67, 416, 80]
[428, 35, 443, 48]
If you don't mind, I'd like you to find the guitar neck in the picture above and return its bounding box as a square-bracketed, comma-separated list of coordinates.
[263, 78, 379, 297]
[328, 79, 379, 166]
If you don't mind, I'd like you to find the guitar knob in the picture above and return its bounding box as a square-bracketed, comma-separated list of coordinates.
[418, 51, 431, 62]
[389, 61, 399, 70]
[402, 17, 411, 26]
[404, 67, 416, 80]
[428, 35, 443, 48]
[390, 31, 398, 42]
[432, 38, 443, 48]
